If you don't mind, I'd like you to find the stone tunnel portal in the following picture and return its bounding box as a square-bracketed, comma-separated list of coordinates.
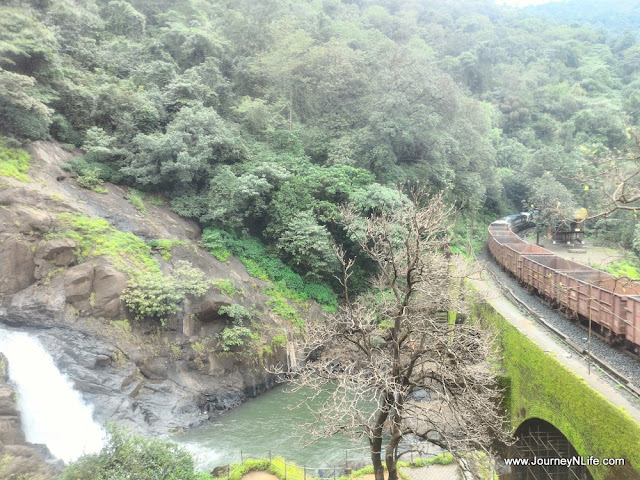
[510, 418, 593, 480]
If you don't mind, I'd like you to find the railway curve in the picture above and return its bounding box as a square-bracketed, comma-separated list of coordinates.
[485, 214, 640, 398]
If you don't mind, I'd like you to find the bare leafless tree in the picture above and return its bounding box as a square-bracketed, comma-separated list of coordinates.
[580, 126, 640, 221]
[279, 188, 509, 480]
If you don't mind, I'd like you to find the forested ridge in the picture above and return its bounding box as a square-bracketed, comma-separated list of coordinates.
[2, 0, 640, 290]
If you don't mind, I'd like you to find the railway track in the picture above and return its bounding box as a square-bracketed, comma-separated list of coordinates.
[484, 261, 640, 400]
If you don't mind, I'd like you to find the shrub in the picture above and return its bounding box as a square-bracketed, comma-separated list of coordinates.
[121, 272, 182, 325]
[218, 304, 252, 323]
[201, 229, 231, 262]
[218, 325, 253, 351]
[173, 261, 210, 296]
[77, 167, 108, 193]
[271, 333, 287, 349]
[212, 278, 235, 297]
[122, 261, 210, 325]
[59, 425, 209, 480]
[265, 287, 303, 327]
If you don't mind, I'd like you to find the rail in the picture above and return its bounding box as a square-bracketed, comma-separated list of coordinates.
[484, 264, 640, 399]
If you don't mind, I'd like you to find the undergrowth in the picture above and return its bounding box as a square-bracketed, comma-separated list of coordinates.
[0, 138, 30, 181]
[49, 213, 159, 273]
[215, 453, 455, 480]
[602, 257, 640, 279]
[48, 213, 184, 273]
[202, 228, 338, 315]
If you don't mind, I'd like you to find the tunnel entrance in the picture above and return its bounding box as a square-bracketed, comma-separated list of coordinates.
[510, 418, 593, 480]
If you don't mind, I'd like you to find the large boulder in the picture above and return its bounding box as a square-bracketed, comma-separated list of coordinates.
[64, 262, 127, 319]
[0, 236, 36, 295]
[35, 238, 77, 266]
[64, 263, 95, 306]
[92, 265, 127, 319]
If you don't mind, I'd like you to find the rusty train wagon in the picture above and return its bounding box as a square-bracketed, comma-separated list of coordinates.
[488, 215, 640, 352]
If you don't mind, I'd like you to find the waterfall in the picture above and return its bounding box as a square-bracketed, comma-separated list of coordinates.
[0, 329, 105, 462]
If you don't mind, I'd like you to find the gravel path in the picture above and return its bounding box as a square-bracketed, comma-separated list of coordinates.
[479, 248, 640, 386]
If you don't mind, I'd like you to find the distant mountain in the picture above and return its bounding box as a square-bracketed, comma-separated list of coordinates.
[526, 0, 640, 34]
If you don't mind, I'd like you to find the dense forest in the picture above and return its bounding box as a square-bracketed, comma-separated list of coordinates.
[2, 0, 640, 292]
[527, 0, 640, 34]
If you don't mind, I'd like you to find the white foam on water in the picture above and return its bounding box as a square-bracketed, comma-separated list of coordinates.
[0, 329, 105, 462]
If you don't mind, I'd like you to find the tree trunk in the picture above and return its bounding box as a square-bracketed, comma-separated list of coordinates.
[385, 420, 402, 480]
[371, 405, 389, 480]
[372, 440, 385, 480]
[385, 442, 398, 480]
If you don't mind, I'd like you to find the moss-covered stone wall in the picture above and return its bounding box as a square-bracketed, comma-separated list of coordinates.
[475, 303, 640, 480]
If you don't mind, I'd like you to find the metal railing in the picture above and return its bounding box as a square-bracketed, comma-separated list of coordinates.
[214, 445, 442, 480]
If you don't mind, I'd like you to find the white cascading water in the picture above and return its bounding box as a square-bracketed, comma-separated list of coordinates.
[0, 329, 105, 462]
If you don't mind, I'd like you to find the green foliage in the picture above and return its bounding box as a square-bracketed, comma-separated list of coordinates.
[59, 425, 207, 480]
[265, 286, 303, 327]
[201, 229, 231, 262]
[601, 258, 640, 280]
[127, 189, 146, 214]
[122, 260, 210, 325]
[77, 168, 108, 193]
[220, 457, 305, 480]
[122, 272, 182, 325]
[271, 333, 287, 349]
[147, 238, 186, 261]
[49, 213, 158, 273]
[212, 279, 235, 297]
[218, 325, 253, 351]
[201, 228, 337, 311]
[173, 261, 211, 296]
[218, 304, 253, 323]
[6, 0, 640, 294]
[0, 138, 30, 181]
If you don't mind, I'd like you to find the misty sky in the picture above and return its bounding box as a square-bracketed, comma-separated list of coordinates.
[496, 0, 563, 5]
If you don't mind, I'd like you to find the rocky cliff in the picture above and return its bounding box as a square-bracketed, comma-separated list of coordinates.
[0, 141, 305, 438]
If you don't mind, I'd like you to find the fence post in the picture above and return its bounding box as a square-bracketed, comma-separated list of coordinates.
[304, 466, 307, 480]
[270, 450, 272, 464]
[241, 450, 244, 463]
[345, 450, 348, 470]
[285, 461, 287, 480]
[227, 464, 230, 480]
[333, 467, 336, 480]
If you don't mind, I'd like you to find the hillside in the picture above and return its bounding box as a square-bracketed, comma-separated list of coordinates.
[527, 0, 640, 33]
[0, 140, 312, 436]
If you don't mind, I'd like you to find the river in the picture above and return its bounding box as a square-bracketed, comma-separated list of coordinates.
[175, 385, 373, 473]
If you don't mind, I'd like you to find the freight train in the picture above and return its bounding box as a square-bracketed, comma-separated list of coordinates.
[488, 214, 640, 353]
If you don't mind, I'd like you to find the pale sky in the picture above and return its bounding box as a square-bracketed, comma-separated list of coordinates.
[495, 0, 564, 6]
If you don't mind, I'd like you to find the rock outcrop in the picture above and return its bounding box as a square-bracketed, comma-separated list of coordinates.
[0, 141, 303, 438]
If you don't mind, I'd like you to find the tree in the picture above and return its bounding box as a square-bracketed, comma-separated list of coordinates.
[281, 189, 508, 480]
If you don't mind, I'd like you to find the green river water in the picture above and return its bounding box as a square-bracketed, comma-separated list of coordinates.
[175, 386, 372, 473]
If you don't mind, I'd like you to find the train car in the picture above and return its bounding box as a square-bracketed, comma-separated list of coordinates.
[488, 214, 640, 352]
